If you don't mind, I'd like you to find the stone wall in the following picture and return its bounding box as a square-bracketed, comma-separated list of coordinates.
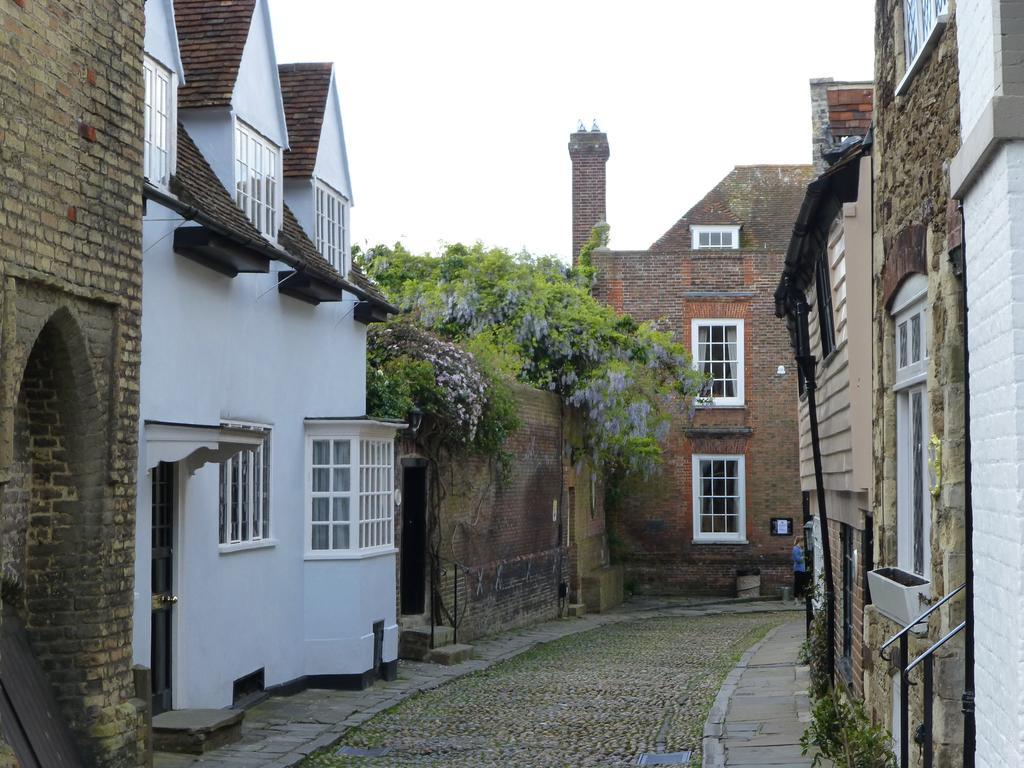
[593, 248, 800, 597]
[0, 1, 145, 765]
[866, 1, 966, 764]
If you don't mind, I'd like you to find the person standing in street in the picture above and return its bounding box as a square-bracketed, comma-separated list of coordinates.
[792, 537, 808, 598]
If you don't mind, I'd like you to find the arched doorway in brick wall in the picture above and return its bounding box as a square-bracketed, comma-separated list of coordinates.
[1, 308, 128, 765]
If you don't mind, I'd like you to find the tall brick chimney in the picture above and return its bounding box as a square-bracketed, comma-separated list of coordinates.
[569, 127, 609, 266]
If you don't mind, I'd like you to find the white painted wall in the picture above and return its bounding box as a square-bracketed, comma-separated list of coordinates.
[143, 0, 184, 80]
[313, 74, 353, 203]
[958, 2, 1024, 765]
[135, 200, 394, 708]
[233, 0, 289, 148]
[285, 178, 316, 240]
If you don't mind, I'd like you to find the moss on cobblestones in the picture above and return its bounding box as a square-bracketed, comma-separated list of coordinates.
[304, 613, 785, 767]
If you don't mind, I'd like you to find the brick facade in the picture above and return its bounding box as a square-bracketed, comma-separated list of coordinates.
[592, 246, 803, 596]
[0, 1, 145, 764]
[397, 387, 570, 642]
[865, 2, 966, 764]
[568, 129, 609, 265]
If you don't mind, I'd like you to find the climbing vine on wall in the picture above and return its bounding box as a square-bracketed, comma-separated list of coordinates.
[361, 237, 704, 476]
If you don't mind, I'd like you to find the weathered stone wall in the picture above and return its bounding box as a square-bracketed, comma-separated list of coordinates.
[0, 1, 145, 764]
[398, 387, 569, 643]
[867, 2, 966, 764]
[593, 248, 800, 597]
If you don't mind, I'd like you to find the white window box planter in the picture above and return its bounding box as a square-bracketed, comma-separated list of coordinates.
[867, 567, 931, 631]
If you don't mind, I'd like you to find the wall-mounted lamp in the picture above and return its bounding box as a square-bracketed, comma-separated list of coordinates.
[776, 364, 787, 376]
[407, 406, 424, 438]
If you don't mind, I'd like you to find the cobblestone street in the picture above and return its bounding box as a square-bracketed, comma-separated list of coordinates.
[303, 610, 789, 767]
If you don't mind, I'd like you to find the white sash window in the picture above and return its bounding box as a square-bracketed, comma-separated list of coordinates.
[143, 56, 174, 187]
[235, 121, 280, 239]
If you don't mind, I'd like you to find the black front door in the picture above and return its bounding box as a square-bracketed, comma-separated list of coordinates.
[151, 462, 175, 715]
[400, 465, 427, 616]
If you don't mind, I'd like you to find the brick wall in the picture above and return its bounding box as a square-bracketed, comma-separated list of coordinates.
[568, 130, 609, 264]
[593, 248, 800, 596]
[0, 1, 145, 765]
[867, 1, 966, 763]
[398, 386, 568, 643]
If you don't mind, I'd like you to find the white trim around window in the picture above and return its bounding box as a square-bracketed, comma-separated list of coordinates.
[897, 0, 949, 95]
[218, 422, 272, 549]
[304, 421, 398, 559]
[315, 179, 350, 274]
[692, 318, 745, 407]
[691, 225, 740, 250]
[235, 120, 281, 240]
[692, 454, 747, 543]
[143, 55, 176, 188]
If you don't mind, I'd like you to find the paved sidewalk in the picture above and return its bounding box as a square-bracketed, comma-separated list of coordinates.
[155, 597, 801, 768]
[703, 619, 825, 767]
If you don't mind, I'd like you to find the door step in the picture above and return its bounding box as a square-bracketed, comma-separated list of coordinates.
[398, 625, 454, 660]
[425, 643, 474, 666]
[153, 708, 244, 755]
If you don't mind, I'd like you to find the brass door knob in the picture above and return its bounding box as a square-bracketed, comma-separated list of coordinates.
[161, 595, 179, 604]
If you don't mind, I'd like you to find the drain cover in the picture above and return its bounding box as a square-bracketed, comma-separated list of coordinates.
[335, 746, 391, 757]
[637, 751, 692, 766]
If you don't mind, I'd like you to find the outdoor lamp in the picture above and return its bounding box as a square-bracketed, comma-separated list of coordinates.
[407, 406, 424, 437]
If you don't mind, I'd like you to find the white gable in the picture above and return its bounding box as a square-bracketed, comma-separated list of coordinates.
[232, 0, 289, 149]
[143, 0, 185, 80]
[313, 71, 354, 204]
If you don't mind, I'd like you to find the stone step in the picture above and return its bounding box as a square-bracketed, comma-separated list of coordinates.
[153, 708, 244, 755]
[426, 643, 474, 666]
[398, 624, 455, 660]
[567, 602, 587, 618]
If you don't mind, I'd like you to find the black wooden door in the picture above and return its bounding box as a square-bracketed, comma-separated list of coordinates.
[151, 462, 175, 715]
[400, 465, 427, 616]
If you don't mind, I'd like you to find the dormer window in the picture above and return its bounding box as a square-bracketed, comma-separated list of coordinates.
[235, 121, 280, 240]
[691, 225, 740, 250]
[143, 56, 174, 187]
[315, 180, 349, 274]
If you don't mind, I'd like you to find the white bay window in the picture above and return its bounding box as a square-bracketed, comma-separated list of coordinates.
[235, 121, 280, 239]
[218, 425, 271, 546]
[306, 422, 397, 556]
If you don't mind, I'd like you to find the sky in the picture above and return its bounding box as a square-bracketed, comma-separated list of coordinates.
[267, 1, 875, 263]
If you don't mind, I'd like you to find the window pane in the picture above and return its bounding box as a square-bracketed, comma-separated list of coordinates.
[334, 439, 350, 465]
[333, 467, 350, 492]
[699, 232, 710, 246]
[912, 390, 925, 575]
[333, 524, 350, 549]
[333, 497, 350, 522]
[312, 497, 329, 522]
[313, 467, 330, 493]
[899, 322, 908, 368]
[311, 525, 329, 550]
[911, 314, 921, 364]
[313, 439, 330, 465]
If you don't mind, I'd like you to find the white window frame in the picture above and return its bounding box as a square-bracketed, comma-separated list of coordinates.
[304, 421, 398, 559]
[692, 454, 747, 544]
[218, 422, 272, 550]
[692, 318, 745, 407]
[897, 0, 949, 95]
[828, 222, 848, 349]
[892, 274, 930, 580]
[691, 225, 740, 250]
[143, 55, 175, 188]
[234, 120, 281, 240]
[314, 179, 350, 274]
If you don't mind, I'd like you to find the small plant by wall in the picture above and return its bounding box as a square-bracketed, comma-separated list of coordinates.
[800, 690, 896, 768]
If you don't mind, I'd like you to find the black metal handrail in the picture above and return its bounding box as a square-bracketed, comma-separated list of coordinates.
[879, 583, 965, 768]
[903, 620, 966, 768]
[436, 555, 472, 646]
[881, 582, 965, 652]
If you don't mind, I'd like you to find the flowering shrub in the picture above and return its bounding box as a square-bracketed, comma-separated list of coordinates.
[360, 238, 704, 475]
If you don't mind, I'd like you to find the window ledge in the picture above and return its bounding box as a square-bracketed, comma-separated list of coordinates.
[895, 13, 948, 97]
[695, 403, 746, 410]
[219, 539, 277, 555]
[692, 538, 749, 546]
[305, 547, 398, 562]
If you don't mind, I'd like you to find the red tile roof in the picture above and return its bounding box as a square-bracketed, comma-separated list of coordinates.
[826, 86, 873, 138]
[651, 165, 815, 252]
[174, 0, 256, 109]
[278, 63, 333, 178]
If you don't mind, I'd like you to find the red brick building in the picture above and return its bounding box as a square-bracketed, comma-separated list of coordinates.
[570, 129, 810, 596]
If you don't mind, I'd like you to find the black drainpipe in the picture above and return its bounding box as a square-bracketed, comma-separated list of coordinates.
[954, 201, 975, 767]
[794, 294, 836, 688]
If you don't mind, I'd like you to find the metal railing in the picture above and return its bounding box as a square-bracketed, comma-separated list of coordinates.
[880, 583, 965, 768]
[432, 555, 472, 647]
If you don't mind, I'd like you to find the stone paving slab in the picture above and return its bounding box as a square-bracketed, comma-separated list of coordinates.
[155, 597, 801, 768]
[702, 618, 832, 768]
